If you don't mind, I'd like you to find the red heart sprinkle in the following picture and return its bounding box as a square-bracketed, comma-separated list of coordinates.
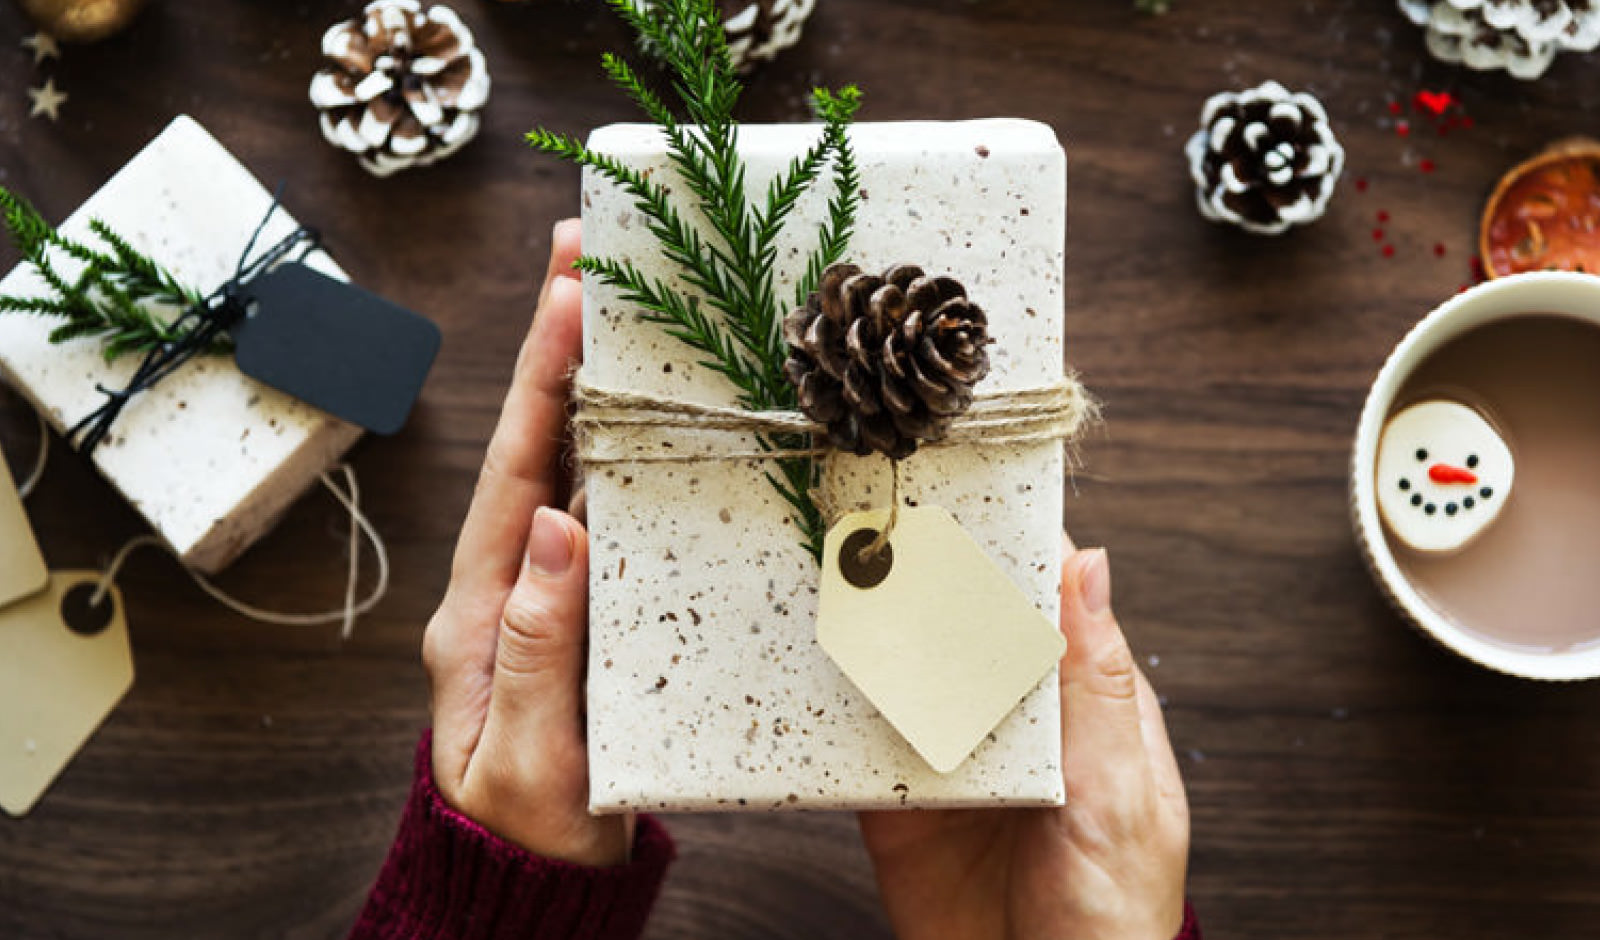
[1413, 90, 1455, 116]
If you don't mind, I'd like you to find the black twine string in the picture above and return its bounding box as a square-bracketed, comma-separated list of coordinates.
[67, 187, 320, 458]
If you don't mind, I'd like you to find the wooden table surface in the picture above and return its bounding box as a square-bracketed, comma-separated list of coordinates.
[4, 1, 1600, 937]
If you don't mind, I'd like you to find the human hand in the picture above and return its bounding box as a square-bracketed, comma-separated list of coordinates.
[858, 541, 1189, 940]
[420, 220, 631, 866]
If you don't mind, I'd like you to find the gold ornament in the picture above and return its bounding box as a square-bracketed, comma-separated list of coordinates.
[16, 0, 150, 43]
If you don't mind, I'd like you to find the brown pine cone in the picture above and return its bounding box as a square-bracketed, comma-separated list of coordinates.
[784, 263, 992, 460]
[309, 0, 491, 177]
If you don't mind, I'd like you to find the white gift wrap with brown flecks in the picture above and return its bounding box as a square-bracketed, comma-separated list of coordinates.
[582, 119, 1068, 812]
[0, 116, 361, 574]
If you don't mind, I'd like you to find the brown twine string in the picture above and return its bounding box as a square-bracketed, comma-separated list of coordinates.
[862, 460, 900, 562]
[572, 377, 1093, 465]
[571, 372, 1096, 561]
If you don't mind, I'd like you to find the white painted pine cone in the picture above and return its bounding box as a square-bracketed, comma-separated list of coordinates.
[1398, 0, 1600, 79]
[633, 0, 817, 72]
[310, 0, 491, 177]
[1184, 81, 1345, 237]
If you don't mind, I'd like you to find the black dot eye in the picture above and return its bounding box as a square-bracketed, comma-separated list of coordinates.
[1400, 478, 1411, 491]
[1412, 494, 1423, 506]
[1467, 455, 1479, 469]
[1425, 503, 1437, 515]
[1480, 487, 1493, 499]
[1416, 449, 1429, 461]
[1464, 497, 1476, 509]
[1445, 503, 1458, 516]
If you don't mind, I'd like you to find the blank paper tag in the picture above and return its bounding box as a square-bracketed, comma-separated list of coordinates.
[231, 261, 441, 435]
[0, 572, 133, 817]
[0, 441, 48, 610]
[817, 506, 1066, 774]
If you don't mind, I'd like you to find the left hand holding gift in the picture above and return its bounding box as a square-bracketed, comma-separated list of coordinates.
[419, 220, 632, 866]
[858, 540, 1191, 940]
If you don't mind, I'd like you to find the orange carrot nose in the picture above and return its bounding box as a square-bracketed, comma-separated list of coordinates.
[1429, 464, 1478, 485]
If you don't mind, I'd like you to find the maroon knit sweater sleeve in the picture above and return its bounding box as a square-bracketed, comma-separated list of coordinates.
[1175, 900, 1203, 939]
[350, 732, 675, 940]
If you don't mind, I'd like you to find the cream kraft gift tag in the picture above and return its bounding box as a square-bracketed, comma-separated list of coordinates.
[817, 507, 1066, 774]
[0, 441, 48, 608]
[0, 572, 132, 817]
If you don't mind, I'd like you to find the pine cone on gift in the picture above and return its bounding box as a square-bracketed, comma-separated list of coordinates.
[1184, 81, 1345, 237]
[310, 0, 491, 177]
[1399, 0, 1600, 79]
[784, 263, 992, 461]
[633, 0, 818, 72]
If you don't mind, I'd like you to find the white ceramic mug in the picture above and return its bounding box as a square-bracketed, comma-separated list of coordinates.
[1351, 271, 1600, 681]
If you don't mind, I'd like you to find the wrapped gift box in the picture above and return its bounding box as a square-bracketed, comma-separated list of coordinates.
[582, 119, 1068, 812]
[0, 116, 361, 574]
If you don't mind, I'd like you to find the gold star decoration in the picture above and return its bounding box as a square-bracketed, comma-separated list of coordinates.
[28, 79, 68, 122]
[20, 32, 61, 66]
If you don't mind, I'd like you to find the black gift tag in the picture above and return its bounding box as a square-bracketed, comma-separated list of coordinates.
[230, 262, 441, 435]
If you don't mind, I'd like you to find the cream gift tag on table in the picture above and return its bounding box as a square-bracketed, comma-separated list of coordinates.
[0, 573, 133, 816]
[0, 440, 48, 608]
[817, 506, 1067, 774]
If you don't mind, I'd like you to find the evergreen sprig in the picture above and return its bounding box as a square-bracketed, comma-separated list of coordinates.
[529, 0, 862, 561]
[0, 186, 214, 362]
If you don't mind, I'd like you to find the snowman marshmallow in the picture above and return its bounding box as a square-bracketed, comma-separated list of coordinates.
[1377, 400, 1515, 553]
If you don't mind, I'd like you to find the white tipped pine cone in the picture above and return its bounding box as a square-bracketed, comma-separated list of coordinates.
[634, 0, 817, 72]
[1399, 0, 1600, 79]
[1185, 81, 1345, 237]
[310, 0, 491, 177]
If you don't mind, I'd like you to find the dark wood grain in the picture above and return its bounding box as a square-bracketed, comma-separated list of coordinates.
[4, 1, 1600, 937]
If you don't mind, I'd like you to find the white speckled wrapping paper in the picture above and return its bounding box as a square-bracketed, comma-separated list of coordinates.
[583, 119, 1067, 812]
[0, 116, 362, 574]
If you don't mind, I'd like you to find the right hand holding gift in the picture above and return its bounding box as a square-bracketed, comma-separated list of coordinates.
[858, 540, 1192, 940]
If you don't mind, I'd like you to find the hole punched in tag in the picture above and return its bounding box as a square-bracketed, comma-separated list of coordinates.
[60, 583, 115, 637]
[840, 528, 894, 589]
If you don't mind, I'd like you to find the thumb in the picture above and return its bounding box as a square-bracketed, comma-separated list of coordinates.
[1060, 548, 1150, 799]
[481, 507, 590, 764]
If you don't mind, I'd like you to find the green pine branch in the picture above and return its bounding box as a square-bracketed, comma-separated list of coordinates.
[0, 186, 217, 362]
[529, 0, 862, 561]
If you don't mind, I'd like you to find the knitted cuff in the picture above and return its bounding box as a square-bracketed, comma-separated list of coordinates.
[1175, 900, 1203, 940]
[350, 731, 675, 940]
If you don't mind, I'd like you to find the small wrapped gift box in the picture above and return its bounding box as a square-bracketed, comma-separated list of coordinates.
[0, 116, 361, 574]
[582, 119, 1068, 812]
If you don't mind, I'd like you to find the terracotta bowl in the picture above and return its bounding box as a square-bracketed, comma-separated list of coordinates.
[1480, 138, 1600, 279]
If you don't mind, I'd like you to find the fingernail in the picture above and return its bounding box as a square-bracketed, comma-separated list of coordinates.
[528, 507, 574, 576]
[1077, 548, 1111, 615]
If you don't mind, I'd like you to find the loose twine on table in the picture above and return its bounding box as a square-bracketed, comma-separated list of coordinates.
[10, 409, 389, 640]
[571, 372, 1097, 558]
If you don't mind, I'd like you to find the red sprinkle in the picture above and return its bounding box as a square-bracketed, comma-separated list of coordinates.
[1470, 255, 1487, 281]
[1373, 228, 1386, 241]
[1355, 177, 1370, 193]
[1388, 101, 1404, 115]
[1419, 158, 1436, 174]
[1413, 90, 1456, 116]
[1395, 120, 1411, 137]
[1383, 244, 1396, 257]
[1433, 242, 1447, 258]
[1377, 210, 1391, 223]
